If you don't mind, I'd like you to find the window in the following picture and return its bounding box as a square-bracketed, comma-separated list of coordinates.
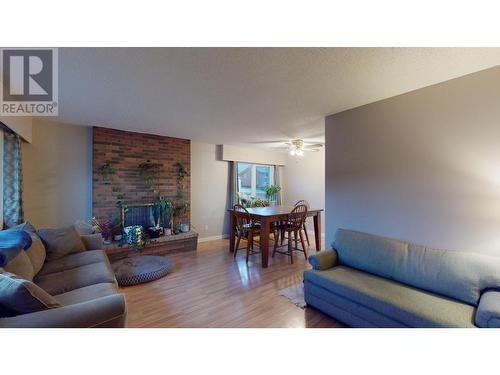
[237, 162, 274, 199]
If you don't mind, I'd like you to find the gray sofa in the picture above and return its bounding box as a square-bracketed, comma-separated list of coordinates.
[0, 223, 127, 328]
[304, 229, 500, 328]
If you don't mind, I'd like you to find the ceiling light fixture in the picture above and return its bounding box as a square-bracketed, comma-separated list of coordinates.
[289, 139, 305, 158]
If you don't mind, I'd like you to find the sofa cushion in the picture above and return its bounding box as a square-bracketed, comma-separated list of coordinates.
[304, 266, 476, 327]
[3, 251, 34, 281]
[35, 261, 117, 295]
[54, 283, 118, 306]
[80, 234, 104, 251]
[0, 270, 61, 316]
[38, 250, 109, 276]
[475, 291, 500, 328]
[37, 226, 86, 261]
[333, 229, 500, 306]
[25, 233, 46, 276]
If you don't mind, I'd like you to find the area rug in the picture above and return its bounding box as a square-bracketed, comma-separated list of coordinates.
[112, 255, 173, 286]
[278, 282, 306, 308]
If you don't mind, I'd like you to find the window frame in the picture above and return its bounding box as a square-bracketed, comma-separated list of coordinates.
[237, 162, 274, 199]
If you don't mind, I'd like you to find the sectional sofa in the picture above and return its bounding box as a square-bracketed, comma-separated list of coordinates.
[0, 222, 127, 328]
[305, 229, 500, 328]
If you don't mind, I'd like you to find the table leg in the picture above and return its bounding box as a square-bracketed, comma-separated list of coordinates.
[313, 212, 321, 251]
[260, 218, 270, 268]
[229, 211, 235, 253]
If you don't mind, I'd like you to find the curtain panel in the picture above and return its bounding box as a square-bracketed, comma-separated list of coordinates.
[1, 123, 24, 227]
[228, 161, 238, 208]
[274, 165, 282, 205]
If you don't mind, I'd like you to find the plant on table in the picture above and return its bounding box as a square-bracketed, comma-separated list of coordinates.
[264, 184, 281, 204]
[92, 217, 113, 244]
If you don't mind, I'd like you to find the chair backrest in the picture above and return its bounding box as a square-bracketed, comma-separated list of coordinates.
[233, 204, 252, 233]
[287, 204, 308, 231]
[295, 200, 310, 209]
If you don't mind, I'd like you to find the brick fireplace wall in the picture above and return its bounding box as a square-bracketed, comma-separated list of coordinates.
[92, 127, 190, 224]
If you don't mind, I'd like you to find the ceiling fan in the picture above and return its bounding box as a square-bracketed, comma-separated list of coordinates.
[285, 139, 324, 157]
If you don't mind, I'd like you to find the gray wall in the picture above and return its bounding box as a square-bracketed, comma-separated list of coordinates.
[23, 119, 92, 228]
[326, 65, 500, 256]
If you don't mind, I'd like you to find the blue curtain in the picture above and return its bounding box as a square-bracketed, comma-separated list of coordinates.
[2, 124, 23, 227]
[228, 161, 239, 207]
[274, 165, 282, 205]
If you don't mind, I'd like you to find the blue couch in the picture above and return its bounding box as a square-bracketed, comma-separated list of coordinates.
[304, 229, 500, 328]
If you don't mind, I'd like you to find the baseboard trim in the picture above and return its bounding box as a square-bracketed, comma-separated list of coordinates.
[307, 230, 326, 239]
[198, 234, 230, 243]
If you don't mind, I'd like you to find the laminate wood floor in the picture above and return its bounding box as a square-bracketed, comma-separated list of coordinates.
[121, 238, 344, 328]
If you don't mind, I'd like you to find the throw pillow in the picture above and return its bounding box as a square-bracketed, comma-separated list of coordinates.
[25, 234, 46, 275]
[37, 226, 86, 261]
[10, 221, 47, 275]
[0, 270, 61, 316]
[3, 251, 35, 281]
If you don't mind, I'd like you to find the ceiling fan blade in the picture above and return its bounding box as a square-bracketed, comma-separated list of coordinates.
[303, 143, 324, 148]
[247, 140, 292, 144]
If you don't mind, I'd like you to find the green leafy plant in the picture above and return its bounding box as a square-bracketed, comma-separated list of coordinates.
[264, 184, 281, 203]
[176, 162, 189, 199]
[125, 225, 147, 252]
[96, 161, 126, 208]
[240, 196, 269, 208]
[157, 197, 175, 228]
[174, 201, 190, 218]
[138, 160, 163, 197]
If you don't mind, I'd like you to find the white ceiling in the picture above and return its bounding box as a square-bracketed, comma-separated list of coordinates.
[58, 48, 500, 145]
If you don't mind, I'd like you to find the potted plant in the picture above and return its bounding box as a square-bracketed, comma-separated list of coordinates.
[92, 217, 112, 244]
[158, 197, 175, 233]
[173, 201, 190, 234]
[264, 184, 281, 205]
[109, 215, 123, 242]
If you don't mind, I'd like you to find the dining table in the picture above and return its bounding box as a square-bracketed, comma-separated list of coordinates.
[228, 205, 323, 268]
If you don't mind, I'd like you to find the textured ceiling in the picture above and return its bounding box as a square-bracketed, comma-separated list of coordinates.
[57, 48, 500, 144]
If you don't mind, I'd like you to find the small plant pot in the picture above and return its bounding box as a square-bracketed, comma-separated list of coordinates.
[164, 228, 172, 236]
[180, 224, 189, 233]
[147, 227, 162, 239]
[113, 234, 123, 241]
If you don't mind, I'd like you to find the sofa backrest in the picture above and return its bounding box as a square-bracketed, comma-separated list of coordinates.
[333, 229, 500, 306]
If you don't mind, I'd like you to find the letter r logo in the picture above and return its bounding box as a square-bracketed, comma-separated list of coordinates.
[2, 49, 53, 102]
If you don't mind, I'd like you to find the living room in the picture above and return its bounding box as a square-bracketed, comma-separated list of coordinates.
[3, 1, 500, 374]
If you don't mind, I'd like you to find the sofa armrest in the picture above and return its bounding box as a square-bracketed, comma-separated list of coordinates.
[81, 234, 104, 250]
[0, 294, 127, 328]
[308, 250, 338, 270]
[475, 291, 500, 328]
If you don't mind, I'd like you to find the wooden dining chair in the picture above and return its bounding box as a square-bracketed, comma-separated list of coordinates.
[233, 204, 261, 263]
[295, 200, 311, 246]
[272, 204, 308, 264]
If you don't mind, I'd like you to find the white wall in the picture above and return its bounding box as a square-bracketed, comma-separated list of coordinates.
[22, 119, 92, 228]
[222, 144, 287, 166]
[191, 142, 231, 240]
[325, 65, 500, 256]
[192, 142, 321, 241]
[19, 122, 322, 241]
[282, 148, 325, 238]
